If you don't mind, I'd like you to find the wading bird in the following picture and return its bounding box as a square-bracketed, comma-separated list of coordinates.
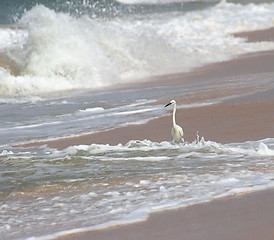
[165, 99, 184, 144]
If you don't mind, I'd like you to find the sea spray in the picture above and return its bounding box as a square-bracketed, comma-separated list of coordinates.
[1, 2, 274, 240]
[1, 1, 274, 95]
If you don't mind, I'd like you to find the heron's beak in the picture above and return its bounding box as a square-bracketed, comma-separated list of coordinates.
[165, 103, 171, 107]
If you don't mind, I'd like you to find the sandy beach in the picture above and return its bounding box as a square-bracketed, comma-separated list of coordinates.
[34, 27, 273, 240]
[57, 188, 274, 240]
[22, 43, 274, 149]
[28, 96, 272, 149]
[1, 2, 274, 239]
[5, 26, 274, 240]
[234, 27, 274, 43]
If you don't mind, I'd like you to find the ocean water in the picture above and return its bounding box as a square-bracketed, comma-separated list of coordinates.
[1, 0, 274, 94]
[1, 138, 274, 240]
[0, 0, 274, 239]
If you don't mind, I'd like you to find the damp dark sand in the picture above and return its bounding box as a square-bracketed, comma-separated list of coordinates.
[57, 188, 274, 240]
[13, 27, 274, 240]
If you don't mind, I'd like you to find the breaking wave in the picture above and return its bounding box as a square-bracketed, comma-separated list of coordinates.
[1, 1, 274, 95]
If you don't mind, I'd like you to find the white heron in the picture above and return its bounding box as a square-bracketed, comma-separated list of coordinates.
[165, 99, 184, 144]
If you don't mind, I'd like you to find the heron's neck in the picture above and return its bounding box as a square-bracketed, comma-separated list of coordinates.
[172, 104, 176, 127]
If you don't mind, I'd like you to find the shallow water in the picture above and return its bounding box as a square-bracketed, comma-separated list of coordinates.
[0, 1, 274, 239]
[1, 138, 274, 240]
[1, 68, 273, 148]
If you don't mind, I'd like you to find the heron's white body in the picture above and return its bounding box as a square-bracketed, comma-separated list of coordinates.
[165, 100, 184, 144]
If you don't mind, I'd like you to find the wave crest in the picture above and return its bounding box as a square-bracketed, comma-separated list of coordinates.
[1, 2, 274, 95]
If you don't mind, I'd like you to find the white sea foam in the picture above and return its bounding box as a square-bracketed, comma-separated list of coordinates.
[77, 107, 105, 114]
[59, 138, 274, 159]
[0, 150, 14, 156]
[1, 138, 274, 240]
[257, 142, 274, 156]
[0, 28, 29, 51]
[1, 2, 274, 95]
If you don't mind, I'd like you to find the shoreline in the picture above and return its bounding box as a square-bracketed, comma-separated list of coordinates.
[234, 27, 274, 43]
[5, 26, 274, 240]
[15, 26, 274, 149]
[18, 49, 274, 149]
[56, 187, 274, 240]
[32, 97, 273, 149]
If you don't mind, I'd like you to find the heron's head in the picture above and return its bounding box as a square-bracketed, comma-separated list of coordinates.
[165, 99, 176, 107]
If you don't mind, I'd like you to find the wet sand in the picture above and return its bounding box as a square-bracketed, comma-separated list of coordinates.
[0, 53, 19, 75]
[234, 27, 274, 43]
[17, 27, 274, 149]
[14, 27, 274, 240]
[24, 51, 274, 148]
[58, 188, 274, 240]
[36, 96, 272, 149]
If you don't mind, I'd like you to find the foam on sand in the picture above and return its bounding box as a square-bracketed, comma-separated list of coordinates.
[3, 137, 273, 240]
